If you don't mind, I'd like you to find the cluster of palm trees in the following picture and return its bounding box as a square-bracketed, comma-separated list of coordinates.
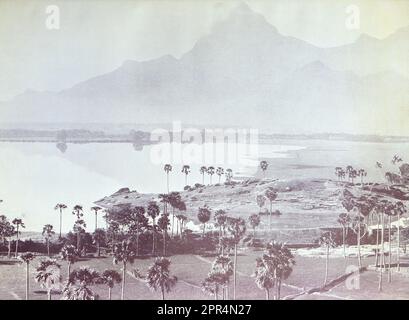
[254, 187, 280, 230]
[340, 188, 407, 291]
[335, 166, 367, 184]
[163, 164, 234, 191]
[0, 214, 28, 258]
[17, 241, 179, 300]
[253, 241, 295, 300]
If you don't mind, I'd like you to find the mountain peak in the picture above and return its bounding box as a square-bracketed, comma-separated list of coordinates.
[230, 1, 253, 15]
[211, 1, 278, 35]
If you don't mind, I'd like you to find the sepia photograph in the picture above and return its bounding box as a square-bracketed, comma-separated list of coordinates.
[0, 0, 408, 303]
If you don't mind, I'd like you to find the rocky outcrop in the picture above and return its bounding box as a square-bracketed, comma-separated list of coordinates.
[400, 163, 409, 182]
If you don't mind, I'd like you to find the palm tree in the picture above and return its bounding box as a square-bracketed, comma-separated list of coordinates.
[42, 224, 55, 257]
[377, 200, 391, 291]
[91, 206, 102, 231]
[256, 194, 266, 214]
[72, 205, 85, 251]
[391, 154, 403, 165]
[216, 167, 224, 184]
[12, 218, 25, 258]
[227, 217, 246, 300]
[35, 259, 62, 300]
[158, 193, 170, 216]
[101, 269, 122, 300]
[157, 214, 170, 256]
[248, 214, 261, 237]
[0, 215, 15, 258]
[128, 206, 147, 256]
[60, 244, 79, 279]
[164, 164, 172, 193]
[178, 214, 187, 237]
[265, 241, 295, 300]
[342, 192, 374, 268]
[335, 167, 343, 181]
[18, 252, 35, 300]
[146, 257, 177, 300]
[113, 240, 137, 300]
[394, 201, 407, 271]
[147, 201, 160, 255]
[200, 166, 207, 184]
[214, 210, 227, 255]
[211, 255, 233, 299]
[253, 254, 275, 300]
[260, 160, 268, 177]
[264, 188, 277, 230]
[346, 165, 353, 182]
[198, 207, 211, 237]
[319, 231, 336, 285]
[207, 166, 215, 184]
[54, 203, 67, 238]
[225, 168, 233, 183]
[201, 271, 228, 300]
[386, 203, 398, 283]
[357, 169, 367, 186]
[337, 213, 351, 258]
[181, 165, 191, 186]
[62, 266, 100, 300]
[92, 228, 106, 257]
[168, 192, 182, 237]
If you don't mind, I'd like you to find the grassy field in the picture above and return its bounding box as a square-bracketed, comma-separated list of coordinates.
[1, 247, 409, 300]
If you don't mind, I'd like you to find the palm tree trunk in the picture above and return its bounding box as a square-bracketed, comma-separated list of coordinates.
[25, 263, 29, 300]
[324, 246, 329, 285]
[202, 173, 204, 185]
[136, 229, 139, 256]
[108, 287, 112, 300]
[379, 212, 385, 291]
[167, 173, 169, 194]
[121, 262, 126, 300]
[97, 241, 100, 257]
[185, 175, 187, 186]
[277, 279, 282, 300]
[265, 288, 269, 300]
[269, 202, 272, 231]
[357, 222, 361, 268]
[397, 211, 401, 271]
[48, 290, 52, 300]
[76, 231, 80, 251]
[171, 209, 174, 237]
[163, 231, 166, 256]
[95, 212, 98, 231]
[342, 226, 346, 258]
[59, 209, 62, 238]
[161, 285, 165, 300]
[67, 262, 71, 279]
[7, 239, 11, 258]
[152, 219, 156, 255]
[202, 223, 206, 237]
[233, 244, 237, 300]
[375, 214, 380, 268]
[15, 227, 19, 258]
[388, 215, 392, 283]
[47, 239, 50, 257]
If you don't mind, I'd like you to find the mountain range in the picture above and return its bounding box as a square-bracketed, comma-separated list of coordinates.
[1, 3, 408, 135]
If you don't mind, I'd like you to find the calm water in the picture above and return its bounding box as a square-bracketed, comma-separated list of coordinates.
[0, 140, 407, 231]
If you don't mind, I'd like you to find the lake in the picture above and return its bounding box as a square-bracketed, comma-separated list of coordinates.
[0, 139, 407, 231]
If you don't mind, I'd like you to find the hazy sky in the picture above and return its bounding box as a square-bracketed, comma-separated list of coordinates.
[0, 0, 408, 100]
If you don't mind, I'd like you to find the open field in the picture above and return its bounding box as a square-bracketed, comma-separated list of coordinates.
[1, 248, 409, 300]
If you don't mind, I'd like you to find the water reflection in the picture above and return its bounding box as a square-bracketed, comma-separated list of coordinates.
[56, 142, 67, 153]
